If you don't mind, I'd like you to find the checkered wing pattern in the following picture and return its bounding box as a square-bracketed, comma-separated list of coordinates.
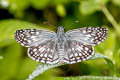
[66, 27, 108, 46]
[15, 29, 59, 64]
[63, 40, 94, 64]
[28, 40, 59, 64]
[15, 29, 56, 47]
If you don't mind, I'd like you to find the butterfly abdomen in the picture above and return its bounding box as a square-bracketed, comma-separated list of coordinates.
[57, 38, 65, 62]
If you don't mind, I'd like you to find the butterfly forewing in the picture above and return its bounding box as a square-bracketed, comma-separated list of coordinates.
[28, 40, 59, 64]
[15, 29, 56, 47]
[63, 40, 94, 64]
[66, 27, 108, 46]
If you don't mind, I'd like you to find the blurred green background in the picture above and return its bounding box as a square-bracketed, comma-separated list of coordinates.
[0, 0, 120, 80]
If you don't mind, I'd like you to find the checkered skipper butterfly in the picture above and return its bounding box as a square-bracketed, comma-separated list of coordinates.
[15, 26, 108, 64]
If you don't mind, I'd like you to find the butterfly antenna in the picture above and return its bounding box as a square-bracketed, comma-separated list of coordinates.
[43, 21, 57, 29]
[64, 20, 80, 29]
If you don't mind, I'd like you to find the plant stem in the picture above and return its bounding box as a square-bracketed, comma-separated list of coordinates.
[55, 76, 120, 80]
[101, 5, 120, 34]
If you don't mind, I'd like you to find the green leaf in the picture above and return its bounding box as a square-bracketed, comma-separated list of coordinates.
[105, 58, 115, 76]
[26, 63, 64, 80]
[111, 0, 120, 6]
[15, 58, 39, 80]
[0, 19, 44, 47]
[79, 0, 109, 15]
[35, 68, 61, 80]
[90, 53, 115, 76]
[30, 0, 49, 9]
[8, 0, 30, 18]
[0, 42, 22, 80]
[56, 4, 66, 17]
[52, 0, 71, 5]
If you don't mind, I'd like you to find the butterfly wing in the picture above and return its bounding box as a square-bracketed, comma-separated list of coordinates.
[28, 40, 60, 64]
[66, 27, 108, 46]
[63, 40, 94, 64]
[15, 29, 59, 64]
[63, 27, 108, 64]
[15, 29, 56, 47]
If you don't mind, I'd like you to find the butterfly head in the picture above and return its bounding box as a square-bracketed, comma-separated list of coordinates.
[57, 26, 65, 33]
[58, 26, 64, 31]
[57, 26, 65, 36]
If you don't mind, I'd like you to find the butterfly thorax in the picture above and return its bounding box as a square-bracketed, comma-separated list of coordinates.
[56, 26, 66, 44]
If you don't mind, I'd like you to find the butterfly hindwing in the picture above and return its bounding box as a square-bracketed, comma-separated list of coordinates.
[63, 40, 94, 64]
[28, 40, 59, 64]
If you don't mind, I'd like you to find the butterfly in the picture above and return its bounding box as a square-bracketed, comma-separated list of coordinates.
[15, 26, 108, 64]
